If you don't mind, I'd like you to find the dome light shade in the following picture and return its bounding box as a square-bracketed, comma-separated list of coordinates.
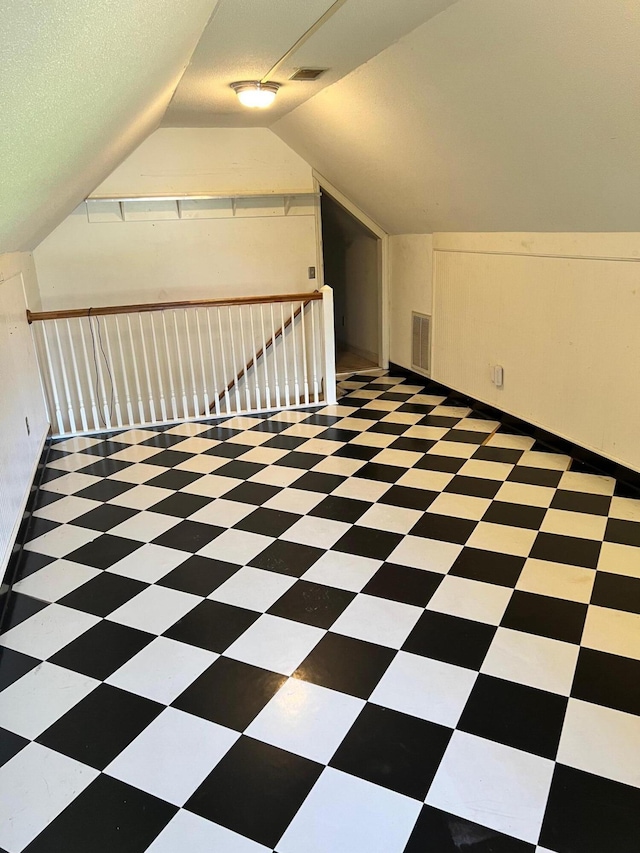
[231, 81, 280, 108]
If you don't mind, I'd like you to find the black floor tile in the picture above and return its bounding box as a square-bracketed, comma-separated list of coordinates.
[164, 599, 258, 653]
[234, 507, 299, 537]
[378, 485, 438, 511]
[0, 647, 40, 691]
[330, 703, 451, 799]
[571, 647, 640, 716]
[69, 503, 137, 531]
[403, 610, 496, 670]
[354, 463, 404, 484]
[293, 632, 395, 699]
[250, 540, 324, 576]
[309, 495, 369, 524]
[59, 573, 147, 617]
[369, 421, 408, 435]
[152, 520, 223, 553]
[290, 471, 345, 494]
[74, 440, 131, 458]
[405, 804, 535, 853]
[144, 449, 195, 468]
[145, 470, 203, 491]
[590, 572, 640, 614]
[215, 460, 265, 480]
[507, 466, 563, 488]
[23, 774, 176, 853]
[482, 501, 547, 530]
[0, 592, 49, 634]
[262, 434, 308, 451]
[76, 479, 135, 502]
[148, 492, 211, 518]
[530, 532, 601, 569]
[444, 476, 502, 499]
[0, 727, 28, 767]
[157, 555, 240, 596]
[449, 547, 525, 588]
[362, 563, 442, 607]
[442, 429, 486, 445]
[332, 443, 380, 461]
[10, 550, 56, 582]
[539, 764, 640, 853]
[140, 432, 191, 448]
[198, 426, 242, 442]
[275, 451, 325, 470]
[605, 518, 640, 547]
[418, 415, 459, 428]
[49, 620, 153, 680]
[472, 446, 525, 465]
[332, 526, 402, 561]
[388, 437, 436, 454]
[37, 684, 163, 769]
[458, 674, 567, 759]
[223, 482, 280, 506]
[315, 428, 362, 443]
[268, 580, 355, 628]
[173, 657, 286, 729]
[415, 455, 466, 474]
[205, 442, 252, 458]
[185, 736, 323, 849]
[500, 591, 587, 644]
[550, 490, 611, 516]
[410, 513, 477, 545]
[77, 458, 133, 478]
[24, 517, 61, 541]
[65, 534, 143, 569]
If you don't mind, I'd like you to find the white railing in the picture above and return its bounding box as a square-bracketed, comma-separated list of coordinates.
[28, 287, 336, 437]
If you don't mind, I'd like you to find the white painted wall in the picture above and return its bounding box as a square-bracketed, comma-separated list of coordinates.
[389, 235, 432, 370]
[432, 233, 640, 473]
[34, 129, 319, 310]
[0, 254, 49, 576]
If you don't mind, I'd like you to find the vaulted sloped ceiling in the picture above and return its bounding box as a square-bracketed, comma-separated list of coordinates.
[273, 0, 640, 234]
[0, 0, 219, 253]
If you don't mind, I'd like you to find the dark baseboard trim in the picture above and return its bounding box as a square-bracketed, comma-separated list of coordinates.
[0, 436, 53, 629]
[388, 362, 640, 497]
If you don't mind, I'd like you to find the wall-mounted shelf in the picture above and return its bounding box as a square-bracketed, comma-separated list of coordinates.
[84, 192, 319, 224]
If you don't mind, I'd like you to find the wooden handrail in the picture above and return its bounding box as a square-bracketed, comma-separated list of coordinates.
[26, 291, 322, 324]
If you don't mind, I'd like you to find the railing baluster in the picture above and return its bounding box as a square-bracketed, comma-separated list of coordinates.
[290, 302, 300, 406]
[238, 306, 252, 411]
[102, 317, 123, 428]
[173, 311, 189, 419]
[66, 319, 88, 432]
[270, 304, 281, 409]
[78, 317, 100, 430]
[115, 316, 134, 426]
[228, 307, 242, 413]
[161, 312, 178, 420]
[259, 304, 271, 410]
[280, 302, 290, 407]
[310, 299, 319, 403]
[41, 322, 65, 435]
[90, 315, 112, 430]
[184, 309, 199, 418]
[195, 309, 209, 417]
[249, 305, 261, 410]
[53, 319, 76, 433]
[206, 308, 221, 418]
[142, 314, 159, 423]
[216, 308, 232, 415]
[127, 315, 146, 424]
[300, 300, 310, 405]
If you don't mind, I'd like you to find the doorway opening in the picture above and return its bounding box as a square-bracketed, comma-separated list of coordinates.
[320, 190, 381, 376]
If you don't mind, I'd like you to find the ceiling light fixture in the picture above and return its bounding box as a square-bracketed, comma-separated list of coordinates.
[230, 81, 280, 109]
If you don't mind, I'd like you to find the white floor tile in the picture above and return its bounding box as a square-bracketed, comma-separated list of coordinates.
[517, 451, 571, 471]
[581, 605, 640, 660]
[609, 496, 640, 522]
[356, 503, 422, 534]
[107, 707, 238, 806]
[276, 767, 421, 853]
[516, 558, 595, 603]
[597, 541, 640, 579]
[107, 586, 201, 635]
[387, 535, 462, 573]
[466, 522, 537, 557]
[107, 484, 174, 510]
[331, 594, 422, 649]
[429, 441, 477, 459]
[227, 430, 272, 446]
[332, 478, 391, 503]
[147, 809, 269, 853]
[190, 498, 255, 528]
[176, 454, 230, 473]
[0, 743, 98, 852]
[426, 575, 512, 626]
[110, 511, 180, 542]
[486, 433, 535, 451]
[370, 651, 478, 727]
[313, 456, 365, 477]
[282, 516, 351, 549]
[371, 449, 423, 469]
[170, 436, 221, 454]
[0, 662, 98, 738]
[458, 459, 514, 480]
[208, 566, 296, 611]
[247, 678, 365, 764]
[106, 636, 216, 704]
[111, 428, 158, 444]
[12, 559, 100, 601]
[32, 495, 100, 523]
[297, 439, 347, 456]
[263, 488, 325, 515]
[557, 699, 640, 788]
[427, 493, 491, 521]
[24, 524, 99, 558]
[240, 447, 290, 466]
[50, 436, 102, 452]
[109, 462, 166, 484]
[225, 614, 324, 675]
[181, 474, 242, 498]
[107, 543, 188, 583]
[541, 508, 607, 540]
[40, 471, 101, 495]
[494, 482, 556, 508]
[109, 444, 165, 463]
[558, 471, 616, 495]
[198, 528, 274, 564]
[481, 627, 579, 696]
[301, 551, 382, 592]
[404, 425, 448, 441]
[426, 731, 555, 844]
[250, 464, 306, 487]
[396, 469, 454, 492]
[0, 604, 99, 659]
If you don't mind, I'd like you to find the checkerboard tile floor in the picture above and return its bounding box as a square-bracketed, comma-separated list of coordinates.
[1, 371, 639, 852]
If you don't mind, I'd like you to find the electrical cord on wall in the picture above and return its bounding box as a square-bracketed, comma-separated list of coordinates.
[87, 308, 115, 428]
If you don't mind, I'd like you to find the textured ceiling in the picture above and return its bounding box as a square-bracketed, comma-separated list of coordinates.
[0, 0, 218, 253]
[274, 0, 640, 234]
[163, 0, 457, 127]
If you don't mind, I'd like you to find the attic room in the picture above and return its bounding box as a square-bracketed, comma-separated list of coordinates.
[0, 1, 639, 851]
